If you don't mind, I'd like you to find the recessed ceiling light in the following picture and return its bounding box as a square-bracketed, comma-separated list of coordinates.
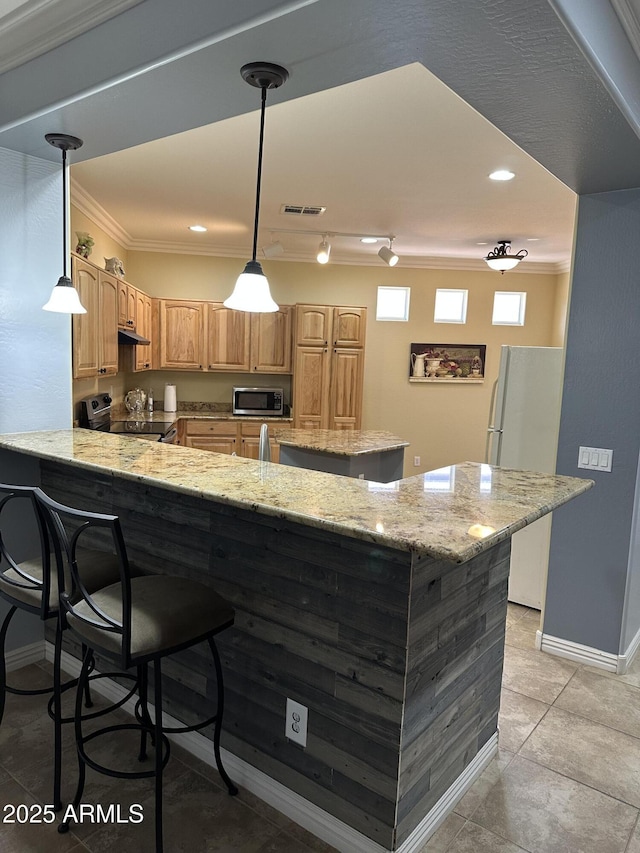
[527, 237, 540, 241]
[489, 169, 515, 181]
[360, 237, 378, 244]
[477, 241, 488, 245]
[189, 225, 207, 232]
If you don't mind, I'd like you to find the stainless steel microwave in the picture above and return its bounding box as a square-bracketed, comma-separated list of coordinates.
[232, 387, 284, 416]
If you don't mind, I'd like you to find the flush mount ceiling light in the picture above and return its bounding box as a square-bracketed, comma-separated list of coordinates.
[224, 61, 288, 313]
[189, 224, 207, 232]
[484, 240, 528, 274]
[42, 133, 87, 314]
[378, 237, 399, 267]
[489, 169, 515, 181]
[317, 236, 331, 264]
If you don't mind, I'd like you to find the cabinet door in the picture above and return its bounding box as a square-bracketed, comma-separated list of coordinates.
[250, 307, 292, 373]
[127, 286, 137, 328]
[117, 280, 128, 327]
[207, 303, 250, 371]
[295, 304, 331, 346]
[184, 420, 238, 454]
[98, 272, 119, 376]
[185, 436, 237, 454]
[159, 300, 205, 370]
[72, 259, 100, 379]
[293, 346, 331, 429]
[135, 292, 152, 371]
[328, 348, 364, 430]
[332, 307, 366, 348]
[239, 422, 280, 462]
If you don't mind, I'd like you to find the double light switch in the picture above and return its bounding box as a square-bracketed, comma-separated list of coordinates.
[577, 446, 613, 472]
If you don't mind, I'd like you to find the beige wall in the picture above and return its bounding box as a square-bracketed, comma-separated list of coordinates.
[121, 250, 563, 474]
[71, 207, 129, 275]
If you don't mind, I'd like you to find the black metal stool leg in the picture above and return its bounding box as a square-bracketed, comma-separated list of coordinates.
[208, 638, 238, 796]
[137, 663, 149, 761]
[58, 648, 91, 834]
[52, 613, 64, 811]
[0, 606, 17, 726]
[81, 644, 93, 708]
[154, 659, 163, 853]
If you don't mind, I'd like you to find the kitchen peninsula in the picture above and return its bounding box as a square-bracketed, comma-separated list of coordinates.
[275, 428, 408, 481]
[0, 431, 592, 852]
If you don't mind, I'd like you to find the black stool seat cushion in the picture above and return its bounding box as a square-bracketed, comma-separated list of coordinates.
[0, 548, 121, 611]
[66, 575, 235, 660]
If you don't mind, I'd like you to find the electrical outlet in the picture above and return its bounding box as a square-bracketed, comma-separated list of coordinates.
[285, 698, 308, 747]
[358, 473, 365, 479]
[413, 456, 421, 467]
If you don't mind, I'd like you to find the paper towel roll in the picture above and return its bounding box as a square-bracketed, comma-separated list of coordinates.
[164, 384, 177, 413]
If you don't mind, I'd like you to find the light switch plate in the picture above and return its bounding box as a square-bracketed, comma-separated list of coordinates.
[578, 446, 613, 472]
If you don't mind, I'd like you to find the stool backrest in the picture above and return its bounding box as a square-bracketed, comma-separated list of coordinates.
[34, 490, 133, 659]
[0, 483, 56, 619]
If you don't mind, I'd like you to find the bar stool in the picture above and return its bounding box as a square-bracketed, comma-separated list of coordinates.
[0, 483, 132, 811]
[36, 491, 238, 852]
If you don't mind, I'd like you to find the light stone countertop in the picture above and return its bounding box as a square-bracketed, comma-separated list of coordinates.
[0, 430, 593, 563]
[273, 429, 409, 455]
[110, 409, 293, 425]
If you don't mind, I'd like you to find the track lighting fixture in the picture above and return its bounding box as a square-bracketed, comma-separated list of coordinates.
[378, 238, 399, 267]
[224, 62, 288, 313]
[42, 133, 87, 314]
[317, 237, 331, 264]
[262, 240, 284, 258]
[483, 240, 528, 273]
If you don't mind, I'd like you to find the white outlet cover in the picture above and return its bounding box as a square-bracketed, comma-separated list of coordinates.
[285, 698, 308, 747]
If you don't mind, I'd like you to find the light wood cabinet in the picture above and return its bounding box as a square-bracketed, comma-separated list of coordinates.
[250, 307, 293, 373]
[177, 418, 284, 462]
[293, 304, 366, 430]
[134, 290, 153, 371]
[117, 280, 137, 329]
[159, 300, 205, 370]
[239, 421, 280, 463]
[72, 257, 118, 379]
[207, 304, 251, 371]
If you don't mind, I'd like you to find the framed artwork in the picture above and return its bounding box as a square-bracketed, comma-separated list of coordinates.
[409, 343, 486, 382]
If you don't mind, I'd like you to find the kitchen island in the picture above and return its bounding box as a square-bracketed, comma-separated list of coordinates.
[275, 428, 409, 481]
[0, 431, 592, 852]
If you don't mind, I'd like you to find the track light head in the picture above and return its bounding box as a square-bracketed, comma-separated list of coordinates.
[317, 237, 331, 264]
[378, 238, 399, 267]
[262, 240, 284, 258]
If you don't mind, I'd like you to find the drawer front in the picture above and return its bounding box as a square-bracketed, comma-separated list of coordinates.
[185, 420, 239, 437]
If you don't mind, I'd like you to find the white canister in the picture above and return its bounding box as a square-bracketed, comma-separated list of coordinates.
[164, 384, 177, 413]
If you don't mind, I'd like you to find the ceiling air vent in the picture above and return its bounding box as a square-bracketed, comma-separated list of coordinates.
[281, 204, 326, 216]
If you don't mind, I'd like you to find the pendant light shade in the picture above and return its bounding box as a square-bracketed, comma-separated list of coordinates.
[483, 240, 528, 273]
[224, 62, 288, 313]
[42, 133, 86, 314]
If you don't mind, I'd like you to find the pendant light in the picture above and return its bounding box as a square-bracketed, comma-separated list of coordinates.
[483, 240, 528, 274]
[224, 62, 288, 313]
[42, 133, 87, 313]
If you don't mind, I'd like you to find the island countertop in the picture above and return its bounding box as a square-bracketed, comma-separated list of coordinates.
[273, 428, 409, 455]
[0, 430, 593, 564]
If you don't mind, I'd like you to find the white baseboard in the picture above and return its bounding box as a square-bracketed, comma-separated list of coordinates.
[6, 639, 44, 672]
[44, 642, 496, 853]
[538, 632, 619, 672]
[618, 623, 640, 674]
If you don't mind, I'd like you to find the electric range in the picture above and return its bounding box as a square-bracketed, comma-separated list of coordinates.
[79, 394, 177, 442]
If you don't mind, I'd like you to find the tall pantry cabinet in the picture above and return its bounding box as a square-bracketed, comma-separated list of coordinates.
[293, 305, 366, 430]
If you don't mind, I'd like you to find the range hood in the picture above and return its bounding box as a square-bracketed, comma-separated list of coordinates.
[118, 329, 150, 345]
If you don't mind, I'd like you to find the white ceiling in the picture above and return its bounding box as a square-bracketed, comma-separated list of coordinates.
[70, 62, 576, 271]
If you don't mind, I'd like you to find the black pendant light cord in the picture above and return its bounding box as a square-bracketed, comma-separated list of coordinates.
[251, 85, 268, 263]
[61, 146, 69, 277]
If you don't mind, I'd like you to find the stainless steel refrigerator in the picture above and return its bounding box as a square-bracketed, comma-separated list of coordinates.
[486, 345, 564, 608]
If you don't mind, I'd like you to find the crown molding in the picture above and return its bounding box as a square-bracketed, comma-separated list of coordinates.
[71, 182, 569, 275]
[0, 0, 143, 75]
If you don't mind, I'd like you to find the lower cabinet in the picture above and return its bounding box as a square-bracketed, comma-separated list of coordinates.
[293, 345, 364, 430]
[177, 419, 283, 462]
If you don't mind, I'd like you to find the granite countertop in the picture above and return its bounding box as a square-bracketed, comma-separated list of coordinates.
[110, 408, 293, 425]
[0, 430, 593, 563]
[273, 429, 409, 456]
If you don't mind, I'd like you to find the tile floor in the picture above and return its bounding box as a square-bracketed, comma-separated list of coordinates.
[1, 604, 640, 852]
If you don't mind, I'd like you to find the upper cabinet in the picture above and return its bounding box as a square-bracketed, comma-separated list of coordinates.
[206, 303, 251, 371]
[250, 307, 293, 373]
[159, 300, 205, 370]
[134, 290, 153, 371]
[117, 280, 136, 329]
[332, 306, 366, 348]
[72, 256, 118, 379]
[157, 300, 292, 374]
[295, 305, 331, 346]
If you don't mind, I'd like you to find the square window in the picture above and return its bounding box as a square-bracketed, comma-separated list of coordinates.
[376, 286, 410, 321]
[434, 289, 468, 323]
[492, 291, 526, 325]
